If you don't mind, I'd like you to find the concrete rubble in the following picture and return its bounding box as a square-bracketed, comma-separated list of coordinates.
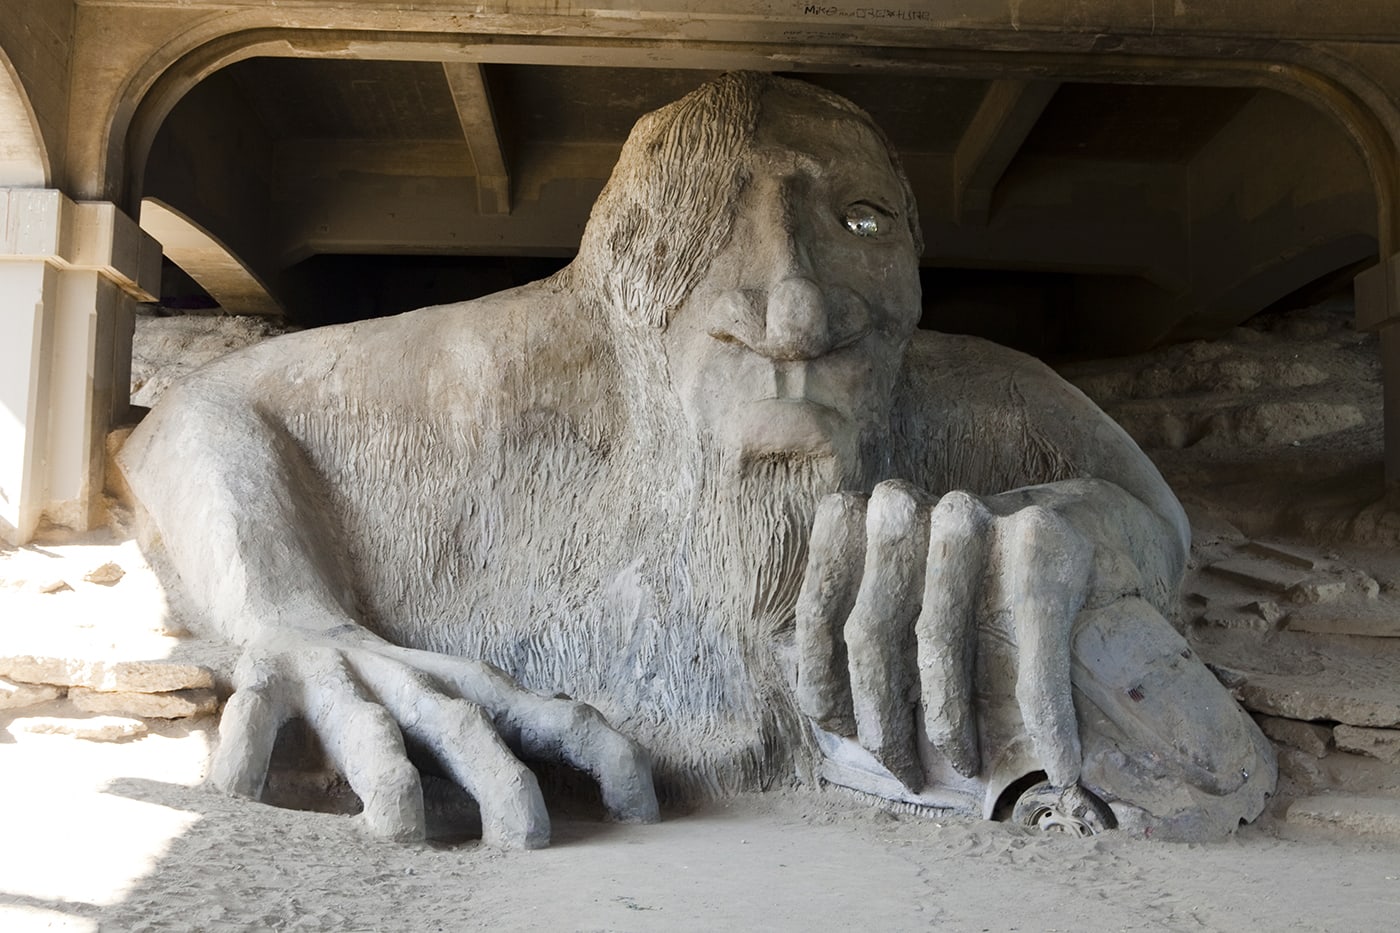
[1180, 533, 1400, 834]
[68, 685, 218, 719]
[82, 561, 126, 586]
[1235, 675, 1400, 729]
[1285, 795, 1400, 837]
[0, 677, 62, 710]
[1254, 714, 1332, 759]
[0, 656, 214, 693]
[0, 656, 220, 729]
[9, 714, 148, 742]
[1333, 725, 1400, 763]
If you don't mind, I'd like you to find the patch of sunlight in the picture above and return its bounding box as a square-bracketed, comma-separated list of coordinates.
[0, 535, 180, 663]
[0, 525, 229, 917]
[0, 490, 234, 926]
[0, 725, 212, 907]
[0, 391, 23, 520]
[0, 903, 99, 932]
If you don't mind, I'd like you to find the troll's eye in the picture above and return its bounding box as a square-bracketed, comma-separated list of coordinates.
[841, 202, 892, 238]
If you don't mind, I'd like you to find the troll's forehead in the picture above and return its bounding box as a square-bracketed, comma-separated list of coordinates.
[577, 73, 919, 331]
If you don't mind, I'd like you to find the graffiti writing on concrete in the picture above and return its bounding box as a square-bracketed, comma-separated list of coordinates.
[802, 5, 932, 19]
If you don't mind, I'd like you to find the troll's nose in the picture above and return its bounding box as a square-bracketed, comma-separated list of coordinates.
[761, 276, 831, 361]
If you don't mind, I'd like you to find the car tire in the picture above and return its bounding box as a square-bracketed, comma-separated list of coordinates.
[1012, 781, 1115, 836]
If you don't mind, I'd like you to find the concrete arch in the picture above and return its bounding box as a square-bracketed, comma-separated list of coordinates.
[0, 48, 49, 187]
[96, 23, 1400, 229]
[139, 199, 283, 318]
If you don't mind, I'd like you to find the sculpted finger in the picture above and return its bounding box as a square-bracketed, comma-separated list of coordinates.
[382, 648, 658, 827]
[795, 492, 867, 734]
[844, 480, 933, 789]
[1001, 506, 1093, 788]
[297, 650, 426, 842]
[510, 695, 660, 825]
[418, 698, 552, 849]
[348, 650, 551, 848]
[916, 491, 992, 778]
[207, 652, 290, 799]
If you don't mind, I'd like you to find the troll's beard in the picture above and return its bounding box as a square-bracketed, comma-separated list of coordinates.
[604, 435, 882, 800]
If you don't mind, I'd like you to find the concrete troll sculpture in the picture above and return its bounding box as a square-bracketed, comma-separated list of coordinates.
[121, 72, 1275, 847]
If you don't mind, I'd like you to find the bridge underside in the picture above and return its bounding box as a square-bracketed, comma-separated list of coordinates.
[145, 60, 1378, 360]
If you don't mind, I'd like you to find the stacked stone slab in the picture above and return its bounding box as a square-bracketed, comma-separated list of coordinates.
[0, 655, 218, 740]
[1183, 538, 1400, 790]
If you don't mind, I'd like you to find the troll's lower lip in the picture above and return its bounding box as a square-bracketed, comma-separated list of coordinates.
[729, 397, 848, 457]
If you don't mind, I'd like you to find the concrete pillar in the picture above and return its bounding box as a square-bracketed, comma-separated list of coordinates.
[0, 256, 57, 542]
[0, 188, 159, 544]
[1354, 255, 1400, 485]
[1382, 324, 1400, 487]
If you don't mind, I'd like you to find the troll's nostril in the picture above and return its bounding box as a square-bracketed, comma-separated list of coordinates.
[708, 330, 747, 347]
[706, 289, 766, 351]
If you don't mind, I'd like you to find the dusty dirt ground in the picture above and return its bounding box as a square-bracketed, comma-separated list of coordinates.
[4, 302, 1400, 931]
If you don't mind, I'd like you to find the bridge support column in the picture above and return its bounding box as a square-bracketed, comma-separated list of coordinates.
[0, 188, 158, 544]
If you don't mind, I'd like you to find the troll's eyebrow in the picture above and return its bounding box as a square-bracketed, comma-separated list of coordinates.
[752, 145, 825, 177]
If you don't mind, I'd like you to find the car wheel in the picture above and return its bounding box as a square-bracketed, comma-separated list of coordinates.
[1011, 781, 1114, 836]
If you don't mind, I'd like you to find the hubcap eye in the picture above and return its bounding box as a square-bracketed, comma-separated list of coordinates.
[841, 202, 889, 238]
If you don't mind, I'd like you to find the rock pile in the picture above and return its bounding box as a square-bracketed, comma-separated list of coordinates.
[0, 656, 218, 741]
[1168, 527, 1400, 838]
[1182, 531, 1400, 796]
